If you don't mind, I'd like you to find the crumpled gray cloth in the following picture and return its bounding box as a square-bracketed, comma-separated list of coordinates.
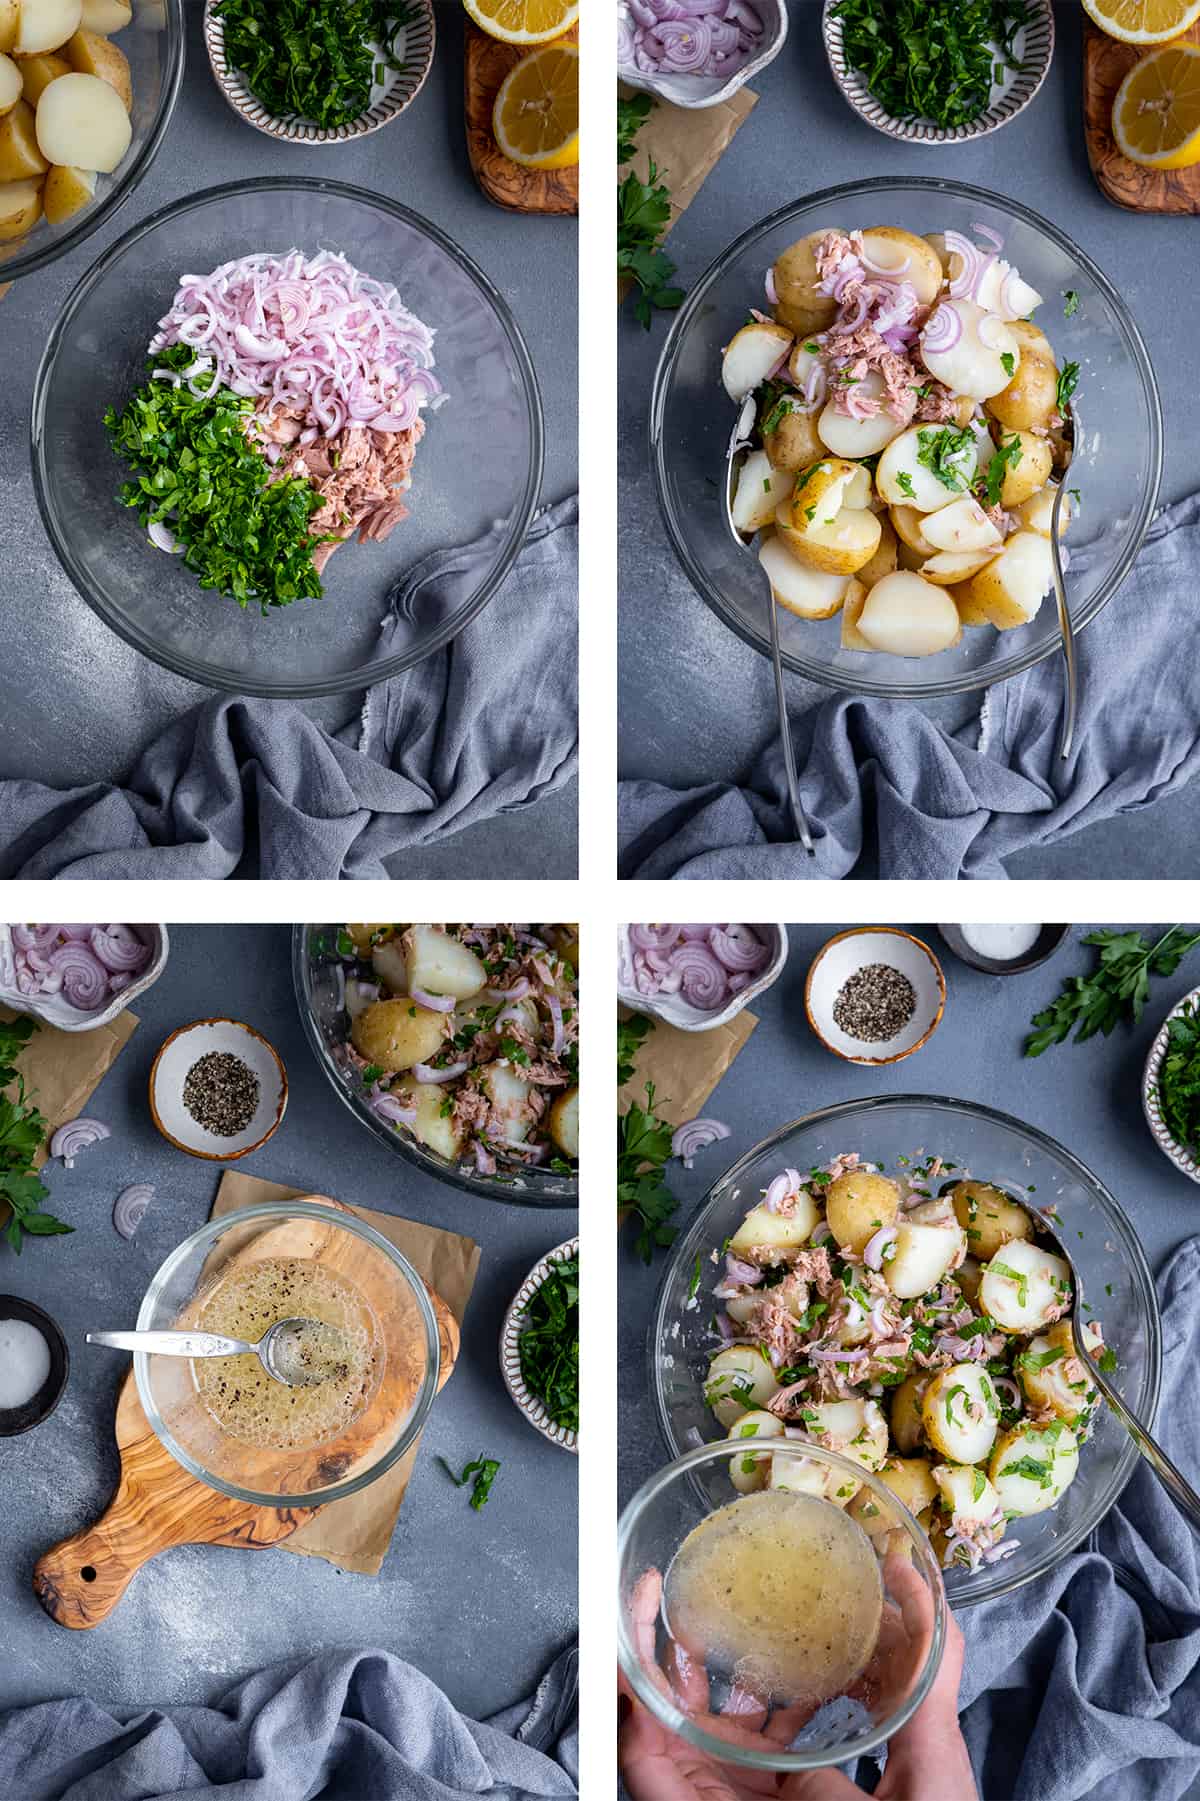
[955, 1237, 1200, 1801]
[0, 1644, 579, 1801]
[618, 494, 1200, 881]
[0, 498, 577, 881]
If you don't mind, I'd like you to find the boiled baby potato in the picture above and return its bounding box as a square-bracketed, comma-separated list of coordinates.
[0, 0, 15, 51]
[705, 1344, 778, 1428]
[922, 494, 1002, 557]
[18, 48, 66, 99]
[0, 50, 19, 111]
[922, 549, 995, 586]
[480, 1060, 532, 1145]
[772, 229, 839, 328]
[932, 1462, 1002, 1532]
[884, 1198, 966, 1299]
[987, 321, 1059, 433]
[405, 923, 486, 1002]
[721, 319, 792, 403]
[728, 1188, 819, 1256]
[808, 1399, 890, 1474]
[857, 570, 961, 659]
[953, 530, 1052, 631]
[860, 226, 942, 304]
[920, 299, 1020, 404]
[42, 158, 92, 220]
[64, 27, 130, 108]
[1018, 482, 1073, 538]
[889, 1372, 929, 1454]
[989, 1422, 1079, 1517]
[840, 577, 872, 650]
[0, 98, 45, 178]
[763, 399, 824, 473]
[36, 67, 129, 169]
[785, 456, 860, 529]
[351, 997, 447, 1072]
[1016, 1319, 1099, 1427]
[877, 424, 976, 513]
[371, 937, 408, 994]
[758, 532, 848, 620]
[548, 1085, 578, 1158]
[995, 430, 1053, 508]
[346, 922, 392, 953]
[923, 1364, 1000, 1465]
[727, 1408, 784, 1493]
[979, 1238, 1071, 1334]
[390, 1079, 464, 1163]
[878, 1456, 939, 1519]
[731, 448, 792, 534]
[0, 171, 39, 235]
[955, 1254, 984, 1310]
[776, 502, 881, 577]
[950, 1179, 1033, 1260]
[825, 1168, 900, 1256]
[856, 512, 898, 589]
[80, 0, 130, 28]
[890, 503, 939, 560]
[15, 0, 81, 54]
[817, 371, 911, 459]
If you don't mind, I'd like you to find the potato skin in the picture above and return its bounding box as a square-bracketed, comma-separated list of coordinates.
[987, 326, 1059, 434]
[950, 1179, 1033, 1260]
[996, 431, 1054, 508]
[64, 27, 130, 109]
[350, 997, 447, 1073]
[856, 512, 898, 589]
[18, 50, 68, 103]
[772, 230, 839, 329]
[763, 403, 825, 473]
[889, 1372, 930, 1454]
[824, 1169, 900, 1254]
[0, 100, 47, 180]
[548, 1085, 579, 1158]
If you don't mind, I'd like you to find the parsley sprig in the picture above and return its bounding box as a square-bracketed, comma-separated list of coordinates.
[831, 0, 1032, 130]
[0, 1019, 71, 1252]
[1025, 927, 1200, 1056]
[619, 1081, 679, 1263]
[618, 95, 685, 330]
[215, 0, 414, 131]
[441, 1453, 500, 1511]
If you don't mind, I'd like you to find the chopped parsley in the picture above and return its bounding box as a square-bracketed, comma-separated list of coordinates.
[831, 0, 1033, 130]
[1056, 362, 1081, 413]
[216, 0, 414, 130]
[1064, 290, 1079, 318]
[896, 471, 916, 500]
[990, 1261, 1029, 1308]
[983, 433, 1024, 508]
[441, 1453, 500, 1511]
[917, 425, 975, 492]
[517, 1251, 579, 1434]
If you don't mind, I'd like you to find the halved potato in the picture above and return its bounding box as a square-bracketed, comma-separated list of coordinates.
[548, 1085, 578, 1159]
[41, 158, 92, 221]
[390, 1078, 464, 1163]
[877, 425, 976, 513]
[856, 512, 898, 589]
[758, 532, 849, 620]
[36, 67, 130, 170]
[0, 170, 39, 236]
[889, 1373, 930, 1454]
[922, 494, 1002, 556]
[953, 530, 1052, 631]
[18, 48, 66, 100]
[0, 98, 46, 179]
[922, 549, 995, 586]
[405, 924, 486, 1001]
[346, 923, 393, 953]
[728, 1189, 820, 1256]
[772, 229, 840, 328]
[987, 324, 1059, 434]
[953, 581, 993, 628]
[978, 1238, 1072, 1334]
[890, 503, 940, 560]
[351, 997, 447, 1073]
[799, 1399, 889, 1478]
[857, 570, 961, 659]
[860, 226, 943, 303]
[14, 0, 81, 54]
[64, 26, 130, 108]
[994, 431, 1053, 508]
[721, 319, 792, 403]
[825, 1169, 900, 1256]
[920, 298, 1020, 403]
[785, 457, 860, 531]
[1018, 482, 1073, 538]
[480, 1060, 532, 1146]
[705, 1344, 778, 1428]
[727, 1409, 785, 1493]
[0, 50, 19, 112]
[79, 0, 130, 29]
[950, 1180, 1033, 1260]
[776, 503, 882, 577]
[840, 577, 871, 650]
[1016, 1319, 1100, 1427]
[923, 1364, 1000, 1465]
[763, 400, 824, 474]
[884, 1199, 966, 1298]
[731, 447, 793, 534]
[0, 0, 16, 53]
[817, 370, 911, 459]
[932, 1462, 1002, 1531]
[955, 1255, 984, 1309]
[989, 1421, 1079, 1517]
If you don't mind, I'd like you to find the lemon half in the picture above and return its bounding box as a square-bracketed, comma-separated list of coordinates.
[1082, 0, 1200, 44]
[1113, 42, 1200, 167]
[493, 43, 579, 171]
[464, 0, 580, 46]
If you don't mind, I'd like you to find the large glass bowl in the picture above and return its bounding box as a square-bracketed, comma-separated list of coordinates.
[292, 925, 578, 1207]
[618, 1440, 945, 1773]
[651, 1096, 1161, 1606]
[135, 1201, 440, 1507]
[0, 0, 184, 284]
[32, 177, 543, 697]
[650, 177, 1162, 699]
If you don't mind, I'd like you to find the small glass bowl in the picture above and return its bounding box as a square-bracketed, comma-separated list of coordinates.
[618, 1440, 946, 1773]
[651, 1096, 1161, 1606]
[0, 0, 184, 284]
[292, 925, 578, 1207]
[134, 1201, 440, 1507]
[33, 177, 543, 697]
[650, 176, 1163, 699]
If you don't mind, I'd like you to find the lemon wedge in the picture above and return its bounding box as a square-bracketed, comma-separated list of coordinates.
[1082, 0, 1200, 44]
[464, 0, 580, 46]
[492, 42, 578, 171]
[1113, 42, 1200, 167]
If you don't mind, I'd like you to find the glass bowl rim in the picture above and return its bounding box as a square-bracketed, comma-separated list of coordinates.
[134, 1198, 441, 1507]
[30, 174, 545, 699]
[291, 924, 579, 1207]
[0, 0, 186, 284]
[649, 1092, 1163, 1606]
[649, 174, 1164, 700]
[617, 1436, 947, 1771]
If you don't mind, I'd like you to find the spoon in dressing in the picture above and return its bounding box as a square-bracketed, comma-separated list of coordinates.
[86, 1318, 342, 1389]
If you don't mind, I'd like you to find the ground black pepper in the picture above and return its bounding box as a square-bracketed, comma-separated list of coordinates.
[183, 1050, 260, 1136]
[832, 964, 917, 1044]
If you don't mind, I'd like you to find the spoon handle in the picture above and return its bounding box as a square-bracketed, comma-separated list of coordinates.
[1090, 1362, 1200, 1534]
[768, 590, 815, 856]
[86, 1328, 253, 1360]
[1050, 462, 1077, 761]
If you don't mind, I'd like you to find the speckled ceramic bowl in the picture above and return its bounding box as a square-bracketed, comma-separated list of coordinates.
[1143, 986, 1200, 1185]
[203, 0, 436, 145]
[149, 1018, 287, 1161]
[822, 0, 1054, 145]
[500, 1236, 579, 1454]
[618, 0, 787, 110]
[617, 925, 787, 1033]
[805, 928, 945, 1067]
[0, 926, 168, 1033]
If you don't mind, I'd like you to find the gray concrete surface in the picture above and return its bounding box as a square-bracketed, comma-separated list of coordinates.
[0, 2, 577, 879]
[0, 926, 577, 1718]
[618, 1, 1198, 879]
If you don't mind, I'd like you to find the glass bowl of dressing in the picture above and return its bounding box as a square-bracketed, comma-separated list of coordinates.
[134, 1201, 440, 1506]
[618, 1440, 946, 1773]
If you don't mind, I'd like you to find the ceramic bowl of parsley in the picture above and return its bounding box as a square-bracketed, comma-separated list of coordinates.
[1143, 986, 1200, 1186]
[32, 176, 542, 698]
[651, 175, 1162, 701]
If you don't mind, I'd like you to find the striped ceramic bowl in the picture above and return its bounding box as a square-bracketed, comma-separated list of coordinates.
[203, 0, 436, 146]
[1143, 986, 1200, 1185]
[822, 0, 1054, 146]
[500, 1237, 579, 1455]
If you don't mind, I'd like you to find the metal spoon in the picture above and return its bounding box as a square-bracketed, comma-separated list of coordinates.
[86, 1318, 338, 1390]
[723, 396, 816, 856]
[1049, 402, 1078, 762]
[1036, 1215, 1200, 1533]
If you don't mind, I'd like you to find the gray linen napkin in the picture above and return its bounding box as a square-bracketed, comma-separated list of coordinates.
[0, 1643, 579, 1801]
[618, 495, 1200, 881]
[0, 498, 577, 881]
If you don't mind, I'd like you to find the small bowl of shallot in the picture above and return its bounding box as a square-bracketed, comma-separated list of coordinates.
[618, 924, 787, 1031]
[0, 926, 168, 1033]
[618, 0, 788, 111]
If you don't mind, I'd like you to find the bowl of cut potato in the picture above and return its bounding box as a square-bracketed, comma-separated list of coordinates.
[0, 0, 183, 281]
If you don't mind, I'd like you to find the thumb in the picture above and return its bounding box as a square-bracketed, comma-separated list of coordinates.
[778, 1770, 863, 1800]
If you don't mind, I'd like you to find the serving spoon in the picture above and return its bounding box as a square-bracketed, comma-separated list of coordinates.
[1049, 401, 1078, 762]
[86, 1318, 340, 1390]
[724, 396, 815, 857]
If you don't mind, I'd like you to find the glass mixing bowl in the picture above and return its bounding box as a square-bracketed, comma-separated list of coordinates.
[618, 1440, 945, 1773]
[650, 177, 1162, 699]
[32, 177, 543, 697]
[0, 0, 184, 284]
[651, 1096, 1161, 1606]
[293, 925, 578, 1207]
[134, 1200, 440, 1507]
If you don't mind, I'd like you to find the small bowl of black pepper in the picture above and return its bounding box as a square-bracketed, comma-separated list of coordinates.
[149, 1019, 287, 1160]
[805, 929, 945, 1067]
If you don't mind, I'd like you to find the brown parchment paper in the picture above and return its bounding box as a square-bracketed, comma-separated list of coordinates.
[0, 1003, 140, 1172]
[618, 1008, 757, 1223]
[211, 1171, 480, 1576]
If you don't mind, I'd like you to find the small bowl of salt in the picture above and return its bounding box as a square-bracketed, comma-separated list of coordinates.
[938, 924, 1070, 977]
[0, 1298, 69, 1435]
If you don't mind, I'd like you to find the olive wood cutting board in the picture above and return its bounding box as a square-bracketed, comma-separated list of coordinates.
[1084, 17, 1200, 212]
[464, 19, 578, 214]
[34, 1198, 460, 1630]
